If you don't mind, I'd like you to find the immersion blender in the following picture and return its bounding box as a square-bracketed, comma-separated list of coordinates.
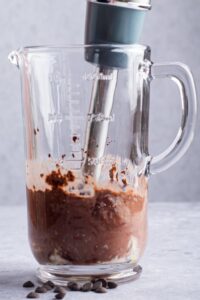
[83, 0, 151, 180]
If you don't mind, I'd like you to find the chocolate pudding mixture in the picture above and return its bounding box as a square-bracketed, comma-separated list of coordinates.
[27, 162, 147, 265]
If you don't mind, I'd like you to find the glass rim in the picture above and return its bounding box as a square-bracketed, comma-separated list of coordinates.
[16, 44, 149, 54]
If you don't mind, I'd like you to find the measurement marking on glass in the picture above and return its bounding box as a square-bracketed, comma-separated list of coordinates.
[49, 67, 83, 159]
[48, 114, 83, 122]
[66, 76, 82, 155]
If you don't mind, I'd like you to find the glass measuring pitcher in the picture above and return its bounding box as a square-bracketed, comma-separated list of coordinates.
[9, 45, 197, 284]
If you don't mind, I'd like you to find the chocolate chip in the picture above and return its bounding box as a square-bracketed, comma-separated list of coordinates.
[42, 284, 52, 291]
[35, 286, 48, 293]
[23, 281, 35, 288]
[67, 281, 79, 291]
[133, 265, 142, 273]
[122, 178, 127, 186]
[44, 280, 55, 288]
[54, 287, 66, 294]
[94, 287, 107, 293]
[98, 279, 107, 288]
[55, 293, 65, 299]
[72, 136, 79, 143]
[67, 282, 74, 288]
[92, 280, 102, 291]
[26, 292, 39, 298]
[107, 281, 118, 289]
[81, 282, 93, 292]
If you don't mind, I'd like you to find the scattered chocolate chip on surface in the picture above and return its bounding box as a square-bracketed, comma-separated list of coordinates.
[133, 265, 142, 273]
[22, 277, 119, 297]
[107, 281, 118, 289]
[55, 293, 66, 299]
[42, 284, 52, 291]
[26, 292, 39, 298]
[81, 282, 93, 292]
[92, 280, 103, 291]
[94, 287, 107, 293]
[67, 281, 79, 291]
[35, 286, 48, 293]
[91, 279, 96, 284]
[45, 280, 55, 288]
[23, 281, 35, 288]
[67, 281, 75, 288]
[54, 287, 66, 294]
[98, 279, 107, 288]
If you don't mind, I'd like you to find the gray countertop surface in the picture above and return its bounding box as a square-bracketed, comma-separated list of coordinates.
[0, 203, 200, 300]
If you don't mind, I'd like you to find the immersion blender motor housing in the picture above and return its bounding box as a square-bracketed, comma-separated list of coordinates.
[85, 0, 151, 68]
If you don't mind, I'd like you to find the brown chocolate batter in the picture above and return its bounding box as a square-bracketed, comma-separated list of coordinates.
[27, 169, 147, 265]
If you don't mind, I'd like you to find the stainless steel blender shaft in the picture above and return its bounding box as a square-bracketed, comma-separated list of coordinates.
[83, 67, 118, 180]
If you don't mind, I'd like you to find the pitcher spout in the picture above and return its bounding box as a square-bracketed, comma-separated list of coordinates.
[8, 50, 21, 68]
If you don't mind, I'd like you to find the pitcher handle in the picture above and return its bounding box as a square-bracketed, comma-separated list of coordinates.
[150, 62, 197, 174]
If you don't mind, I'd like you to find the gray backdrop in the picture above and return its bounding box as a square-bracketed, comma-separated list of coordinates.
[0, 0, 199, 205]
